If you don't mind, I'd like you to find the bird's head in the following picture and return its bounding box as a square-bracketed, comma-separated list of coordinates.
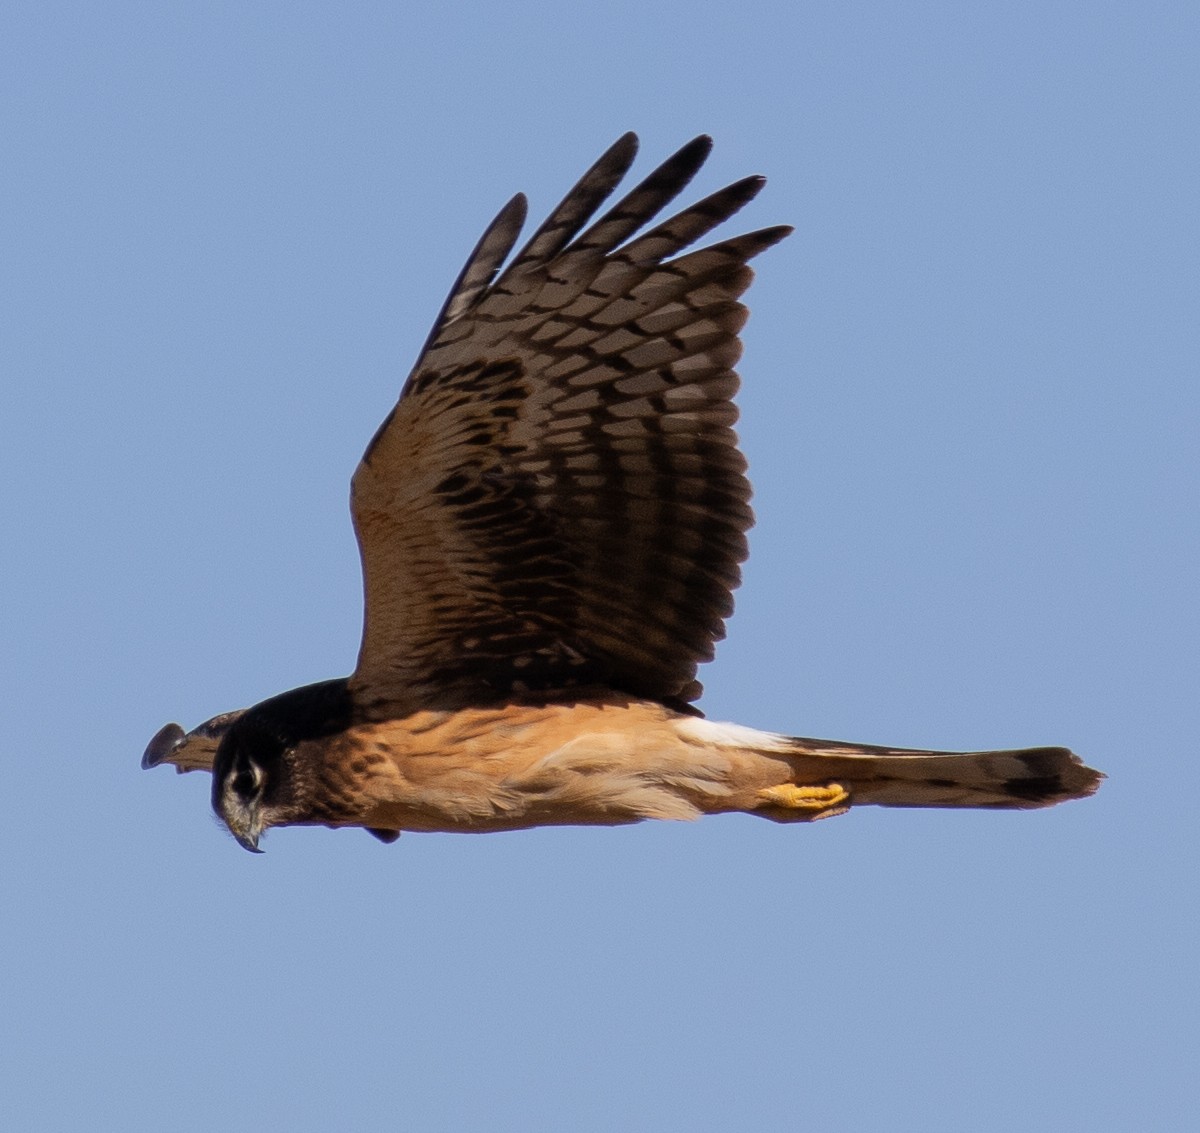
[208, 679, 354, 852]
[211, 717, 294, 853]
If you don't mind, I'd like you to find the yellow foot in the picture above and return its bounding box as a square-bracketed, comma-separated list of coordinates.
[756, 782, 850, 819]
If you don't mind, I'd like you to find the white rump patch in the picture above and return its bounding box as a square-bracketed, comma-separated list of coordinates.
[675, 717, 791, 752]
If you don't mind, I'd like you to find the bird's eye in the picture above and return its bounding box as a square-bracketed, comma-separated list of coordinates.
[231, 763, 263, 799]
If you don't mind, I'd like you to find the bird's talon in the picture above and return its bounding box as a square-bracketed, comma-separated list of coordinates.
[757, 782, 850, 811]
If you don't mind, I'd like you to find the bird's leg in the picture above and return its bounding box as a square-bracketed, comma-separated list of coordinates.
[754, 782, 850, 822]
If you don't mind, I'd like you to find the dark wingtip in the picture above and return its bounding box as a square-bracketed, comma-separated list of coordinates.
[673, 134, 714, 169]
[142, 722, 186, 769]
[759, 223, 795, 246]
[612, 131, 640, 158]
[499, 191, 528, 226]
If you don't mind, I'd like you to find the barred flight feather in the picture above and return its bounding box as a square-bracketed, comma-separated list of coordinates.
[351, 135, 791, 714]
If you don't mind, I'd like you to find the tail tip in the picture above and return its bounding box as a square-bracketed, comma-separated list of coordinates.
[1000, 747, 1104, 807]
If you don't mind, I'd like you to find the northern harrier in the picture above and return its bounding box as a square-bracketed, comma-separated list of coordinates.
[142, 135, 1102, 852]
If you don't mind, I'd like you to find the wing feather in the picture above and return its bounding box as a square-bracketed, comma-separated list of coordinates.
[350, 136, 791, 714]
[418, 194, 527, 353]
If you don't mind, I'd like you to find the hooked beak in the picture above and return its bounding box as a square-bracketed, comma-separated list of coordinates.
[230, 826, 264, 854]
[219, 802, 266, 854]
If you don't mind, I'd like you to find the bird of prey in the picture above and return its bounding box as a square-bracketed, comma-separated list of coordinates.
[142, 134, 1102, 852]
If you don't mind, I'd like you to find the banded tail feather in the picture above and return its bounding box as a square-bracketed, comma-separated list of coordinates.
[780, 736, 1102, 810]
[675, 717, 1102, 820]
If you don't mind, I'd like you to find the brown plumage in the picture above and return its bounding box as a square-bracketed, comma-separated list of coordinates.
[141, 134, 1102, 852]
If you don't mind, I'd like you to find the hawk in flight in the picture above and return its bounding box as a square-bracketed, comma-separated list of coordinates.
[143, 134, 1102, 851]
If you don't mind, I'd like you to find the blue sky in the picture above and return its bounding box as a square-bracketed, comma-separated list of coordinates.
[2, 2, 1196, 1129]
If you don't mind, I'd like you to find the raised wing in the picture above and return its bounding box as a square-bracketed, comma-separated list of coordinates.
[349, 134, 791, 715]
[141, 710, 246, 774]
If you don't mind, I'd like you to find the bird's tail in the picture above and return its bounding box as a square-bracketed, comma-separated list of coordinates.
[780, 735, 1104, 812]
[672, 717, 1103, 820]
